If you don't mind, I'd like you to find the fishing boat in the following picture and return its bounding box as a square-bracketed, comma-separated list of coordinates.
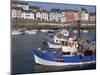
[47, 29, 71, 49]
[33, 38, 96, 66]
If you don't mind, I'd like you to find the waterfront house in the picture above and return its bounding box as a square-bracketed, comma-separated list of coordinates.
[21, 10, 35, 20]
[61, 10, 79, 22]
[61, 10, 67, 22]
[80, 8, 89, 21]
[89, 13, 96, 22]
[41, 10, 48, 21]
[12, 7, 22, 19]
[29, 6, 41, 19]
[74, 11, 79, 21]
[81, 13, 89, 21]
[49, 9, 62, 22]
[36, 11, 41, 20]
[65, 10, 75, 22]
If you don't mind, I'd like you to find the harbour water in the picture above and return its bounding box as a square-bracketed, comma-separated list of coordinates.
[11, 29, 96, 74]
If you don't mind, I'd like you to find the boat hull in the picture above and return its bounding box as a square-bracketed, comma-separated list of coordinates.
[34, 54, 95, 66]
[33, 49, 96, 66]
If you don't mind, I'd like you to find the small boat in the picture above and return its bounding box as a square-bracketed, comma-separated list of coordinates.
[40, 29, 49, 32]
[41, 29, 54, 33]
[47, 30, 55, 35]
[25, 30, 37, 34]
[11, 30, 23, 35]
[83, 30, 88, 33]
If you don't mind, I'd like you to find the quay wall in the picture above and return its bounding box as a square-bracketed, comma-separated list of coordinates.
[12, 19, 96, 29]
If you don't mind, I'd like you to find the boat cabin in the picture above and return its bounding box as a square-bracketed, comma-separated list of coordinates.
[61, 38, 78, 54]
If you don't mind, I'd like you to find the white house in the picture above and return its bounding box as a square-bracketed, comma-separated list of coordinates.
[12, 8, 17, 18]
[12, 7, 22, 19]
[81, 13, 89, 21]
[49, 9, 62, 22]
[36, 11, 41, 20]
[61, 11, 66, 22]
[41, 10, 48, 21]
[21, 10, 34, 20]
[79, 8, 89, 21]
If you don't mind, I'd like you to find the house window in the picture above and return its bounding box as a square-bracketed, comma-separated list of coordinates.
[13, 13, 16, 17]
[26, 15, 30, 16]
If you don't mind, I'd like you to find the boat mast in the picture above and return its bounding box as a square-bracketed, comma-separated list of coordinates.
[77, 8, 82, 38]
[78, 8, 85, 65]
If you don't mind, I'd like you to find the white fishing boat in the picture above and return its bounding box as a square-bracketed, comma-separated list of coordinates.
[40, 29, 49, 32]
[47, 29, 71, 49]
[25, 30, 37, 34]
[11, 30, 23, 35]
[83, 30, 88, 33]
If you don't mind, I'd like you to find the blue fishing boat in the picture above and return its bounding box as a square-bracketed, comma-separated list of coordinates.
[33, 37, 96, 66]
[33, 48, 95, 66]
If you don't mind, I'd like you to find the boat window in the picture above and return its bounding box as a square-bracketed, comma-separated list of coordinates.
[65, 42, 68, 46]
[56, 40, 58, 42]
[61, 41, 65, 46]
[61, 41, 68, 46]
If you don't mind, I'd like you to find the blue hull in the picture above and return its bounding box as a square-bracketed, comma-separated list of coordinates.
[33, 49, 96, 64]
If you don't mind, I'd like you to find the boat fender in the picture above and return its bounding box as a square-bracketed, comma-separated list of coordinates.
[37, 48, 42, 51]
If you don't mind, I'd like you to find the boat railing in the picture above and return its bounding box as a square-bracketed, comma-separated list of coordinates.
[35, 46, 95, 58]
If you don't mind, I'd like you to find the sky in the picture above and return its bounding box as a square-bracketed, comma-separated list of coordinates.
[27, 1, 96, 13]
